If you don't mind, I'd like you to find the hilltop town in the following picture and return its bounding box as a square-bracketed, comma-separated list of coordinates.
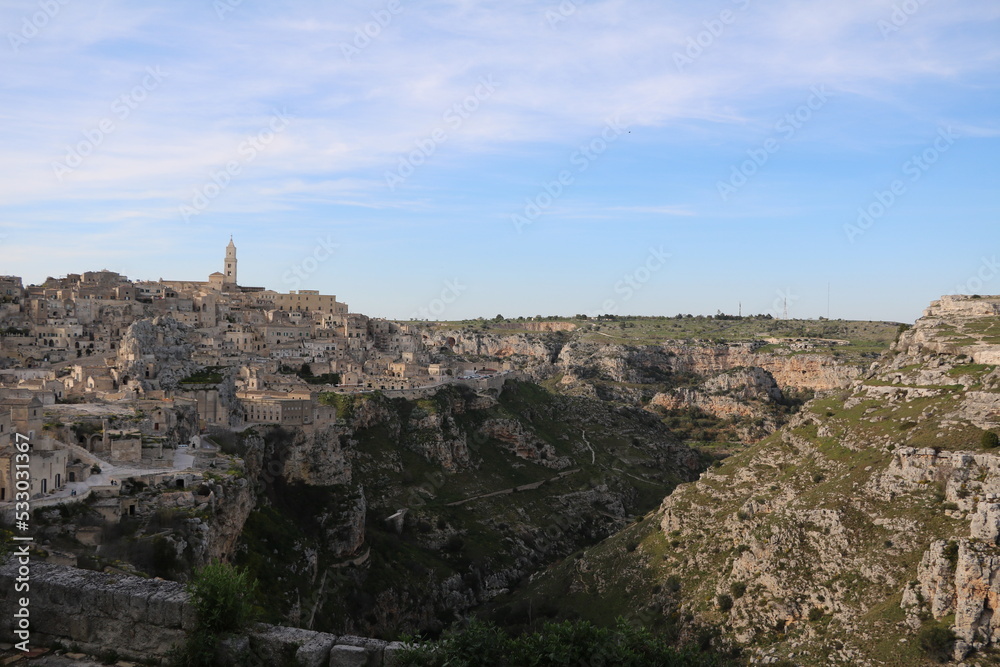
[0, 239, 510, 508]
[2, 241, 944, 666]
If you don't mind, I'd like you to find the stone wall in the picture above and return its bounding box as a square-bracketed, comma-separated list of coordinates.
[0, 561, 408, 665]
[0, 560, 193, 659]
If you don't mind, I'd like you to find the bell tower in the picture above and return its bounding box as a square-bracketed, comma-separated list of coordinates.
[224, 236, 237, 286]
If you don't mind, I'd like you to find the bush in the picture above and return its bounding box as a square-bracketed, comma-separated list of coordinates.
[807, 607, 824, 622]
[917, 623, 956, 663]
[395, 618, 737, 666]
[173, 561, 258, 666]
[716, 594, 733, 612]
[729, 582, 747, 599]
[943, 541, 959, 569]
[189, 561, 258, 633]
[982, 431, 999, 449]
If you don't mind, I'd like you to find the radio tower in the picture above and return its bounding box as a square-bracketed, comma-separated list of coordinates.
[783, 296, 788, 320]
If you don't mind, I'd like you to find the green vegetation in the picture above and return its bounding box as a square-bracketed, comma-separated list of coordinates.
[318, 391, 361, 419]
[297, 362, 341, 385]
[235, 381, 700, 639]
[917, 622, 956, 663]
[173, 561, 259, 666]
[396, 619, 737, 667]
[179, 366, 224, 384]
[983, 430, 999, 449]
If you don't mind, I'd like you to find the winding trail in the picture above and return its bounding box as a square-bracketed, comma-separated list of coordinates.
[580, 429, 596, 464]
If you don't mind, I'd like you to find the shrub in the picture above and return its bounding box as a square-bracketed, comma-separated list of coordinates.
[943, 541, 959, 569]
[730, 582, 747, 599]
[395, 618, 736, 667]
[716, 594, 733, 612]
[808, 607, 824, 622]
[917, 623, 956, 663]
[982, 430, 999, 449]
[173, 561, 258, 666]
[188, 560, 257, 634]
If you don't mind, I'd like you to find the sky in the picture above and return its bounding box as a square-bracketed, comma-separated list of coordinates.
[1, 0, 998, 324]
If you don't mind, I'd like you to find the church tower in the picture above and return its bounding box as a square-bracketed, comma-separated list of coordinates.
[224, 237, 238, 286]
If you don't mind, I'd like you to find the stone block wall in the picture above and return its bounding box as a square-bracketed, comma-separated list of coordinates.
[0, 561, 408, 664]
[0, 561, 193, 659]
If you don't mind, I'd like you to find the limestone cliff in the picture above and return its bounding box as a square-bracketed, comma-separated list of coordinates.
[233, 381, 706, 638]
[511, 296, 1000, 665]
[430, 329, 863, 444]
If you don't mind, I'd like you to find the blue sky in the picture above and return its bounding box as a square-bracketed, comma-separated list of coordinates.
[1, 0, 998, 323]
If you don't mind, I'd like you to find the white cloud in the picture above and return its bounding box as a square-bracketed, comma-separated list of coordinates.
[0, 0, 996, 244]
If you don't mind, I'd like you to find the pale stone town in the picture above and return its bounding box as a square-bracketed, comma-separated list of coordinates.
[0, 239, 509, 513]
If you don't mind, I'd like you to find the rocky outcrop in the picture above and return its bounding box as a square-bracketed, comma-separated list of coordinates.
[477, 418, 570, 469]
[428, 331, 561, 362]
[658, 343, 860, 392]
[407, 412, 471, 471]
[271, 425, 352, 487]
[326, 487, 367, 559]
[649, 367, 783, 419]
[115, 316, 200, 390]
[205, 475, 257, 563]
[405, 403, 473, 471]
[554, 341, 857, 436]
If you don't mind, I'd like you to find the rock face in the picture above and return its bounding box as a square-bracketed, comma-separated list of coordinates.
[431, 331, 862, 394]
[116, 316, 201, 390]
[427, 331, 561, 363]
[424, 330, 864, 446]
[206, 475, 258, 563]
[478, 418, 569, 469]
[649, 367, 784, 419]
[405, 399, 474, 471]
[520, 295, 1000, 665]
[556, 340, 859, 393]
[265, 425, 352, 487]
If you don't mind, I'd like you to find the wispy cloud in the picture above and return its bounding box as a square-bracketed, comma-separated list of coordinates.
[609, 206, 696, 217]
[0, 0, 997, 320]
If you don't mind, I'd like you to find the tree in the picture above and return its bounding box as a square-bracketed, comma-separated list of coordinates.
[494, 314, 504, 322]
